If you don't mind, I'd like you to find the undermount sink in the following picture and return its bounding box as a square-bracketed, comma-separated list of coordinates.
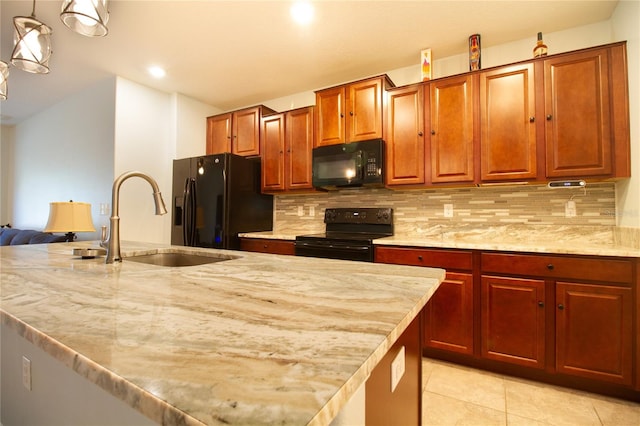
[124, 251, 237, 267]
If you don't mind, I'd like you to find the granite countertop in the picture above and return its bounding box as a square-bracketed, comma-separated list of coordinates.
[0, 241, 444, 425]
[240, 226, 640, 258]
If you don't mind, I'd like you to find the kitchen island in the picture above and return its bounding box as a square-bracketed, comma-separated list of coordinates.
[0, 241, 444, 425]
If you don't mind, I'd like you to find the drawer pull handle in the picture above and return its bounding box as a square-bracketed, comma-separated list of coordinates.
[538, 301, 544, 307]
[558, 304, 565, 310]
[417, 255, 423, 261]
[546, 263, 554, 270]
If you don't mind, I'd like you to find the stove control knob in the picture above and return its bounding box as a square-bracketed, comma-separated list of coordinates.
[377, 210, 390, 222]
[325, 210, 337, 222]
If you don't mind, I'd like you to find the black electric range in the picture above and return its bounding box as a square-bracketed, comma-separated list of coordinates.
[295, 207, 393, 262]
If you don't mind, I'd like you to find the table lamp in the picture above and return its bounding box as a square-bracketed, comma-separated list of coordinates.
[44, 201, 96, 242]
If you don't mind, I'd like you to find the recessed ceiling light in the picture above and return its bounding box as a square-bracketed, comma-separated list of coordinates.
[148, 66, 166, 79]
[290, 1, 314, 25]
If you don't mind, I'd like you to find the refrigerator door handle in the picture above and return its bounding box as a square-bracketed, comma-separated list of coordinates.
[183, 178, 196, 246]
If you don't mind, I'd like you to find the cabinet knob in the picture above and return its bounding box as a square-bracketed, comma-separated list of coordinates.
[263, 244, 268, 249]
[418, 131, 424, 136]
[349, 111, 354, 116]
[529, 116, 535, 123]
[431, 130, 436, 135]
[417, 255, 423, 261]
[538, 301, 544, 307]
[558, 304, 565, 310]
[546, 114, 553, 121]
[546, 263, 554, 270]
[340, 113, 344, 118]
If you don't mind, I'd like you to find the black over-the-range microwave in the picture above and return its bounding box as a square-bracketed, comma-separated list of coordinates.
[312, 139, 385, 190]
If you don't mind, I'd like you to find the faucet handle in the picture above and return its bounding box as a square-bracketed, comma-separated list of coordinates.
[100, 225, 109, 248]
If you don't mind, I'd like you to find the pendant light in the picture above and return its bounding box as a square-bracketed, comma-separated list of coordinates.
[60, 0, 109, 37]
[0, 62, 8, 100]
[10, 0, 52, 74]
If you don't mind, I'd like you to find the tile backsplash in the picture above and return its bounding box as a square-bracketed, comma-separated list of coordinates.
[273, 182, 616, 237]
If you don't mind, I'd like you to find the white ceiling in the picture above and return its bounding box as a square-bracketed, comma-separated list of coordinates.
[0, 0, 618, 125]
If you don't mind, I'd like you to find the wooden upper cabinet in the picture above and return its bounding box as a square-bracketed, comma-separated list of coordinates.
[315, 75, 392, 146]
[206, 113, 232, 155]
[207, 105, 276, 157]
[544, 47, 613, 178]
[261, 107, 315, 193]
[480, 63, 538, 182]
[260, 113, 286, 192]
[428, 74, 475, 184]
[384, 84, 425, 186]
[285, 106, 314, 190]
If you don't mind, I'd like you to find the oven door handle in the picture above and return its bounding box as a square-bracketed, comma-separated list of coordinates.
[295, 241, 371, 251]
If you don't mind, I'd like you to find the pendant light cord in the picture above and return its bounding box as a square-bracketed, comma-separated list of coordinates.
[31, 0, 36, 17]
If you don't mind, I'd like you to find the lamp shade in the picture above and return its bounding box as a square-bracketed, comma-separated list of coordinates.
[44, 202, 96, 233]
[0, 61, 8, 100]
[10, 15, 52, 74]
[60, 0, 109, 37]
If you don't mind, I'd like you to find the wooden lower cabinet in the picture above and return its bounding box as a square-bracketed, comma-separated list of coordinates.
[481, 275, 546, 369]
[375, 245, 638, 399]
[424, 272, 473, 355]
[374, 246, 474, 355]
[556, 282, 633, 385]
[239, 238, 295, 256]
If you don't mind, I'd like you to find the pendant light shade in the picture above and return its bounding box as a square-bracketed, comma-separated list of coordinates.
[11, 14, 52, 74]
[60, 0, 109, 37]
[0, 62, 8, 100]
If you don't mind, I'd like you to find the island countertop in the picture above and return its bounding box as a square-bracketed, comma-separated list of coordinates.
[0, 241, 444, 425]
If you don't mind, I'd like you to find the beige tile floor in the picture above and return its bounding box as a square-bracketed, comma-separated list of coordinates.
[422, 358, 640, 426]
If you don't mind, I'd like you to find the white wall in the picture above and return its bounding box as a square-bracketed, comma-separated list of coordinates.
[0, 125, 16, 226]
[173, 93, 222, 159]
[613, 0, 640, 229]
[7, 78, 116, 240]
[113, 77, 174, 244]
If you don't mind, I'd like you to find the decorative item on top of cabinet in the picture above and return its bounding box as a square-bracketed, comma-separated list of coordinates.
[428, 74, 476, 184]
[480, 62, 538, 182]
[315, 75, 394, 146]
[207, 105, 277, 157]
[543, 43, 629, 179]
[384, 83, 426, 187]
[260, 106, 315, 193]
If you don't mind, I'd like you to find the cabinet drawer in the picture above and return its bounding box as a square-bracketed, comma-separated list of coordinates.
[240, 238, 295, 256]
[481, 252, 632, 284]
[375, 246, 473, 270]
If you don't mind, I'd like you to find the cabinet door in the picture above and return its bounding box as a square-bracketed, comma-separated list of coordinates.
[480, 63, 537, 181]
[233, 106, 261, 157]
[424, 272, 473, 355]
[285, 107, 314, 190]
[481, 275, 546, 369]
[261, 114, 285, 192]
[347, 77, 384, 142]
[315, 86, 345, 146]
[556, 282, 632, 385]
[206, 113, 232, 155]
[544, 48, 612, 177]
[385, 84, 425, 186]
[429, 75, 475, 183]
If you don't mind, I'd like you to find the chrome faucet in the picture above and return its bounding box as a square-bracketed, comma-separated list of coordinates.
[105, 171, 168, 264]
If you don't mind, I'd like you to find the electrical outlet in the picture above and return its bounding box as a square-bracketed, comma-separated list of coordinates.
[565, 200, 577, 217]
[443, 204, 454, 218]
[297, 205, 304, 217]
[22, 356, 32, 391]
[390, 346, 405, 392]
[309, 206, 315, 217]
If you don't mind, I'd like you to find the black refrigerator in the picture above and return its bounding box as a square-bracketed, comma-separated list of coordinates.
[171, 153, 273, 250]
